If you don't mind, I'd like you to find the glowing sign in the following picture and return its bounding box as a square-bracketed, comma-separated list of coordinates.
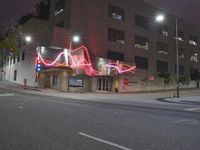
[36, 45, 136, 76]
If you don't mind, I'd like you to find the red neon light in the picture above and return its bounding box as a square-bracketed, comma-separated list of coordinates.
[37, 45, 136, 76]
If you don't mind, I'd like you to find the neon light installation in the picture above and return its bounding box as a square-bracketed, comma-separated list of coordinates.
[36, 45, 136, 76]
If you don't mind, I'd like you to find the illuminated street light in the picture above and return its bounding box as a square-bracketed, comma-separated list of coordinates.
[69, 35, 81, 50]
[155, 14, 180, 98]
[156, 14, 165, 22]
[25, 35, 39, 47]
[73, 35, 80, 43]
[25, 36, 32, 42]
[68, 35, 81, 92]
[24, 35, 39, 88]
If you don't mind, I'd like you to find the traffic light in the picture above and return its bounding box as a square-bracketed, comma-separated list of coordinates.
[36, 57, 42, 72]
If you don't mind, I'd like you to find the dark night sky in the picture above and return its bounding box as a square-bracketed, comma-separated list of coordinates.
[0, 0, 200, 31]
[144, 0, 200, 26]
[0, 0, 40, 21]
[0, 0, 40, 31]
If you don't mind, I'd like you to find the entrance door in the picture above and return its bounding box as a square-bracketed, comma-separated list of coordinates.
[97, 78, 110, 91]
[44, 75, 50, 88]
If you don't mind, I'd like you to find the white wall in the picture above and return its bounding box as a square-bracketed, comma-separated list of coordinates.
[4, 45, 36, 87]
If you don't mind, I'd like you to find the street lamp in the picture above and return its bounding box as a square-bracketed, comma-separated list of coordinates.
[156, 15, 165, 22]
[68, 35, 81, 92]
[24, 35, 40, 88]
[25, 35, 39, 47]
[156, 14, 180, 98]
[69, 35, 80, 50]
[25, 35, 32, 42]
[73, 35, 80, 43]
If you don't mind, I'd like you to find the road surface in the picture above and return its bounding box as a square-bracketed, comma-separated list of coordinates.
[0, 87, 200, 150]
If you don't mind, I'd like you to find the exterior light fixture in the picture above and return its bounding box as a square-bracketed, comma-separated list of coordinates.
[155, 14, 180, 98]
[25, 36, 32, 42]
[156, 14, 165, 22]
[73, 35, 80, 43]
[69, 35, 81, 50]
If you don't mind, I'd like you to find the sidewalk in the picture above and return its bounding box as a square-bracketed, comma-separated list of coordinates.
[1, 80, 200, 104]
[165, 96, 200, 104]
[0, 80, 173, 99]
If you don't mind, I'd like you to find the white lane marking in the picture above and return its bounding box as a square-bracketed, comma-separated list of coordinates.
[181, 119, 199, 124]
[78, 132, 133, 150]
[185, 107, 200, 111]
[0, 93, 14, 97]
[18, 106, 23, 109]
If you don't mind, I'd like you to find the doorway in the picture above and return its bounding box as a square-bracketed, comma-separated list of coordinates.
[97, 77, 110, 91]
[44, 74, 51, 88]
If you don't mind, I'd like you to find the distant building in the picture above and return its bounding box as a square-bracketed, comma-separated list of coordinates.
[3, 0, 200, 92]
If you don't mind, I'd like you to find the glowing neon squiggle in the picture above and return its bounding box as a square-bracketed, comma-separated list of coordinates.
[105, 64, 136, 74]
[36, 45, 136, 76]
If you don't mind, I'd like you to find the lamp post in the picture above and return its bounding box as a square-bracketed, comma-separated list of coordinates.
[67, 35, 81, 92]
[70, 35, 80, 50]
[25, 35, 39, 47]
[68, 35, 81, 65]
[156, 14, 180, 98]
[25, 36, 32, 43]
[25, 35, 40, 88]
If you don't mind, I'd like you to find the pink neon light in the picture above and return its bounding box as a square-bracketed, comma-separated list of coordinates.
[105, 64, 136, 74]
[36, 45, 136, 76]
[38, 52, 64, 66]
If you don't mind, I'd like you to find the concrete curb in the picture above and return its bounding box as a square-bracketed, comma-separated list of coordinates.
[156, 97, 200, 106]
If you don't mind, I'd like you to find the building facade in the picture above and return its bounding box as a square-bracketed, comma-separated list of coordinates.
[3, 0, 200, 92]
[3, 18, 49, 87]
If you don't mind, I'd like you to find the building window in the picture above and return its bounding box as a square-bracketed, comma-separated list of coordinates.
[175, 48, 184, 59]
[156, 61, 168, 73]
[135, 56, 148, 70]
[0, 61, 3, 68]
[22, 51, 25, 61]
[10, 57, 12, 65]
[6, 57, 9, 66]
[17, 54, 20, 62]
[52, 75, 58, 86]
[69, 76, 83, 87]
[134, 35, 149, 50]
[190, 52, 198, 62]
[55, 0, 65, 16]
[175, 65, 184, 75]
[14, 70, 17, 81]
[22, 40, 26, 47]
[177, 31, 184, 42]
[108, 28, 125, 44]
[108, 5, 125, 21]
[18, 37, 22, 48]
[190, 68, 198, 80]
[107, 50, 124, 61]
[135, 14, 149, 29]
[55, 21, 64, 28]
[13, 56, 16, 64]
[189, 35, 198, 46]
[157, 42, 168, 55]
[157, 25, 168, 37]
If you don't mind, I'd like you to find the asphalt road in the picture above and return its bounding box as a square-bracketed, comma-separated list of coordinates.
[0, 88, 200, 150]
